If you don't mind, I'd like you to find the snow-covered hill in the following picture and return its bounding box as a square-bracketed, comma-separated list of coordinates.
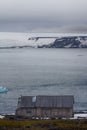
[28, 36, 87, 48]
[0, 32, 87, 48]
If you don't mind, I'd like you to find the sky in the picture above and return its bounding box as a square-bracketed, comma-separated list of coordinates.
[0, 0, 87, 33]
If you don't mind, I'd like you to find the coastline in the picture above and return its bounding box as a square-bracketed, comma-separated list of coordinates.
[1, 111, 87, 120]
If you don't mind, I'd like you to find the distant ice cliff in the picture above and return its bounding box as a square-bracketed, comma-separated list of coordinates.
[28, 36, 87, 48]
[0, 32, 87, 48]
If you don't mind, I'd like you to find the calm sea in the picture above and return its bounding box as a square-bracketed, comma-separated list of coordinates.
[0, 48, 87, 114]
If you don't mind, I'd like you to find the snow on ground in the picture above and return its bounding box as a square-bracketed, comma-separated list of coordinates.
[0, 32, 30, 47]
[0, 32, 87, 48]
[0, 115, 4, 119]
[0, 32, 57, 47]
[0, 32, 59, 47]
[72, 113, 87, 119]
[1, 113, 87, 119]
[80, 40, 87, 46]
[33, 38, 55, 46]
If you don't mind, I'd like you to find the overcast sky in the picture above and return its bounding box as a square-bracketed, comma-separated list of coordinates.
[0, 0, 87, 33]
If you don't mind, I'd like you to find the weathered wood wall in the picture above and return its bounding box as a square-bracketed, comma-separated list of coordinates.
[16, 107, 73, 118]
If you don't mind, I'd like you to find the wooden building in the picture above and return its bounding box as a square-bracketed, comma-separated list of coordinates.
[16, 95, 74, 119]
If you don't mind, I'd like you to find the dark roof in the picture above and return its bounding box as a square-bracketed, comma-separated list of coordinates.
[18, 95, 74, 108]
[18, 96, 35, 108]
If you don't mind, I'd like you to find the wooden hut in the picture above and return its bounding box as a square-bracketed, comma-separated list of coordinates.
[16, 95, 74, 119]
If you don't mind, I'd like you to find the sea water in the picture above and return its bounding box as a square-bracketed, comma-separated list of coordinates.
[0, 48, 87, 114]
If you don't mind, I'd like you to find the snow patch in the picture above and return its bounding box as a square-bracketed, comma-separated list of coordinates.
[0, 115, 4, 119]
[0, 32, 87, 48]
[74, 113, 87, 119]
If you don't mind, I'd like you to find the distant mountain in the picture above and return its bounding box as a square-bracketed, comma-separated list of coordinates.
[28, 36, 87, 48]
[0, 32, 87, 49]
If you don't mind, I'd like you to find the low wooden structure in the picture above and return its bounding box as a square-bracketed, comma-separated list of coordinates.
[16, 95, 74, 119]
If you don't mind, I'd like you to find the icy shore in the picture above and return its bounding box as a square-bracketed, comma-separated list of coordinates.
[0, 32, 87, 48]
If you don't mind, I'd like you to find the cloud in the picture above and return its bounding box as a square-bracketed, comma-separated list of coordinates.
[0, 0, 87, 21]
[0, 0, 87, 32]
[29, 24, 87, 33]
[57, 24, 87, 33]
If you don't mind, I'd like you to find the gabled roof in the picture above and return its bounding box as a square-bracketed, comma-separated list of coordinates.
[18, 96, 35, 108]
[17, 95, 74, 108]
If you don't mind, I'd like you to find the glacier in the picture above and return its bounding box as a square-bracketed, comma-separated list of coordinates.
[0, 32, 87, 48]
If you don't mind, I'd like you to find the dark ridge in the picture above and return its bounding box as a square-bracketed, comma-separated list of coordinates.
[37, 36, 87, 48]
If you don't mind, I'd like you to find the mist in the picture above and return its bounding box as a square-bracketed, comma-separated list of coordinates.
[0, 0, 87, 33]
